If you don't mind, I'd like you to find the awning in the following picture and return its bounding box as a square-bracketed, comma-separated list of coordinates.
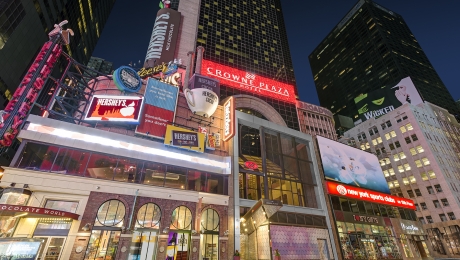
[0, 204, 80, 220]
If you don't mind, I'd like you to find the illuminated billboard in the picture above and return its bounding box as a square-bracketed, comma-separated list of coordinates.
[326, 181, 415, 210]
[164, 125, 205, 153]
[317, 136, 390, 194]
[354, 77, 423, 122]
[84, 95, 144, 124]
[201, 60, 296, 103]
[136, 78, 179, 139]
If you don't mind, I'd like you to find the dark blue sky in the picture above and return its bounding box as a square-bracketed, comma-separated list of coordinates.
[93, 0, 460, 106]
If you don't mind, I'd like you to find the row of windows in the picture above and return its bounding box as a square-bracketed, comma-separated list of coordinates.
[419, 212, 456, 224]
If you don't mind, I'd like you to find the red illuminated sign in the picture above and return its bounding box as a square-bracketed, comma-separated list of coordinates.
[84, 95, 144, 124]
[201, 60, 296, 103]
[244, 161, 259, 170]
[326, 181, 415, 210]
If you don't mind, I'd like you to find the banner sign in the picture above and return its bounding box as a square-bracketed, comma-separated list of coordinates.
[172, 130, 199, 147]
[202, 60, 296, 103]
[144, 8, 181, 68]
[189, 74, 220, 94]
[85, 95, 144, 124]
[136, 78, 179, 138]
[0, 204, 80, 220]
[326, 181, 415, 210]
[164, 125, 205, 153]
[317, 136, 390, 194]
[113, 66, 142, 93]
[354, 77, 423, 122]
[223, 97, 235, 141]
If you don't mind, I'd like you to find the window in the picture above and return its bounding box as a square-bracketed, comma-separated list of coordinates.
[381, 123, 386, 130]
[439, 214, 447, 221]
[96, 200, 126, 227]
[400, 126, 407, 133]
[386, 121, 392, 127]
[402, 177, 409, 185]
[420, 172, 429, 181]
[170, 206, 192, 230]
[415, 203, 419, 211]
[411, 134, 418, 141]
[416, 145, 424, 153]
[426, 216, 433, 223]
[409, 148, 417, 155]
[441, 198, 449, 206]
[136, 203, 161, 228]
[407, 190, 414, 198]
[433, 200, 441, 208]
[420, 202, 427, 210]
[427, 186, 434, 194]
[389, 143, 395, 150]
[395, 141, 401, 148]
[419, 217, 426, 224]
[427, 171, 436, 179]
[447, 212, 456, 220]
[415, 160, 422, 168]
[435, 184, 442, 192]
[409, 175, 416, 183]
[404, 164, 411, 171]
[405, 137, 411, 144]
[415, 189, 422, 196]
[398, 165, 404, 173]
[405, 123, 413, 131]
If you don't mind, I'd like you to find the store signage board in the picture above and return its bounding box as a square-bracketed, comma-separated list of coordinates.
[136, 78, 179, 139]
[223, 97, 235, 141]
[85, 95, 144, 124]
[244, 161, 259, 170]
[113, 66, 142, 93]
[326, 181, 415, 210]
[0, 204, 80, 220]
[202, 60, 296, 103]
[164, 125, 205, 153]
[189, 74, 220, 94]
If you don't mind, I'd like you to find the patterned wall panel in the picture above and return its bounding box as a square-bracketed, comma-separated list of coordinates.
[248, 232, 257, 260]
[257, 225, 271, 260]
[270, 225, 333, 260]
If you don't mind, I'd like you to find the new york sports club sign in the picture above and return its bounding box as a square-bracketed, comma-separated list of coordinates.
[326, 181, 415, 210]
[202, 60, 296, 103]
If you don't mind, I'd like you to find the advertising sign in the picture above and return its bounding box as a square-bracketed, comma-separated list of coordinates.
[223, 97, 235, 141]
[317, 136, 390, 194]
[340, 211, 384, 226]
[189, 74, 220, 94]
[354, 77, 423, 122]
[164, 125, 205, 153]
[201, 60, 296, 103]
[113, 66, 142, 93]
[136, 78, 179, 139]
[326, 181, 415, 210]
[0, 204, 80, 220]
[85, 95, 144, 124]
[145, 8, 181, 68]
[0, 240, 42, 260]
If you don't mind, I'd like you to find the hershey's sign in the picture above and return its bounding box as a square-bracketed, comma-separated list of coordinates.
[144, 8, 181, 68]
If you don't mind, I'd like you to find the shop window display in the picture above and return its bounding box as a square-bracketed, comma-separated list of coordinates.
[167, 206, 193, 260]
[129, 203, 162, 260]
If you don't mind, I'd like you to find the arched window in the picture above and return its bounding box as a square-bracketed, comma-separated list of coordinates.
[201, 208, 219, 232]
[200, 208, 220, 260]
[170, 206, 192, 230]
[96, 199, 125, 226]
[136, 203, 161, 228]
[237, 108, 268, 120]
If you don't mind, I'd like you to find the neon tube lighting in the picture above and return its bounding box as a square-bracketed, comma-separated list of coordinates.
[27, 123, 229, 170]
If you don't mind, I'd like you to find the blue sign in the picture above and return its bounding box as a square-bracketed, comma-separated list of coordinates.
[113, 66, 142, 93]
[145, 78, 179, 111]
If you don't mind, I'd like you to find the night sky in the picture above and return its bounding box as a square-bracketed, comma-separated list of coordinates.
[93, 0, 460, 106]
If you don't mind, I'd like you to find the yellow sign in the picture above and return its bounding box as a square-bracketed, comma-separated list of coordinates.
[164, 125, 205, 153]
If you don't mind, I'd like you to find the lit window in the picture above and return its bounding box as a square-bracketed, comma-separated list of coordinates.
[416, 146, 424, 153]
[385, 133, 391, 140]
[390, 131, 396, 137]
[377, 137, 382, 143]
[394, 154, 400, 162]
[406, 123, 413, 131]
[394, 180, 400, 187]
[388, 168, 395, 176]
[427, 171, 436, 179]
[399, 152, 406, 160]
[420, 173, 428, 181]
[388, 181, 394, 189]
[410, 148, 417, 155]
[400, 126, 407, 133]
[398, 165, 404, 173]
[409, 175, 416, 183]
[383, 170, 389, 177]
[404, 164, 411, 171]
[415, 160, 422, 167]
[372, 139, 377, 146]
[422, 158, 430, 165]
[402, 178, 409, 185]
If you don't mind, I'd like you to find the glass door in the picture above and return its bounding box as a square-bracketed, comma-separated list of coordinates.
[85, 230, 121, 260]
[35, 236, 66, 260]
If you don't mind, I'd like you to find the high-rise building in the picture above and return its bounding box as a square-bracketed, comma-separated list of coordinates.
[87, 56, 114, 75]
[341, 102, 460, 258]
[191, 0, 300, 130]
[296, 101, 337, 140]
[310, 0, 459, 123]
[0, 0, 116, 110]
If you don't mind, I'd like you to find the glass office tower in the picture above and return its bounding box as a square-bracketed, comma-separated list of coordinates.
[310, 0, 459, 122]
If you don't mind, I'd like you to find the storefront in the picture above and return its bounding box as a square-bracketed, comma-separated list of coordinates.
[390, 219, 430, 259]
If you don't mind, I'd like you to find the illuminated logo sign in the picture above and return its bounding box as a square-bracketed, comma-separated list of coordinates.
[113, 66, 142, 93]
[336, 185, 347, 196]
[202, 60, 296, 103]
[353, 214, 379, 224]
[326, 181, 416, 210]
[164, 125, 205, 153]
[138, 59, 182, 79]
[401, 223, 419, 231]
[145, 8, 181, 68]
[136, 78, 179, 138]
[189, 74, 220, 94]
[244, 161, 259, 170]
[223, 97, 235, 141]
[85, 95, 144, 124]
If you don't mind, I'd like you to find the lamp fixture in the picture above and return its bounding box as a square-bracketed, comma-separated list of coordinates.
[10, 183, 15, 187]
[82, 223, 91, 231]
[163, 228, 170, 234]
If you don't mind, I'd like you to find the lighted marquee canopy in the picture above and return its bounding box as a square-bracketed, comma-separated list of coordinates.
[201, 60, 296, 103]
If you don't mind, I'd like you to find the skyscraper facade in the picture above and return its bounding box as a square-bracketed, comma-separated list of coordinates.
[310, 0, 459, 123]
[87, 56, 114, 75]
[0, 0, 116, 110]
[194, 0, 299, 130]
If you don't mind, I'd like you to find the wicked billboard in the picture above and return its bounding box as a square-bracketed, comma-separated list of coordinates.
[354, 77, 423, 122]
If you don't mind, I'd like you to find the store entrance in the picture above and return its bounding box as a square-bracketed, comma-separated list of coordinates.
[415, 241, 428, 257]
[35, 236, 66, 260]
[85, 230, 121, 260]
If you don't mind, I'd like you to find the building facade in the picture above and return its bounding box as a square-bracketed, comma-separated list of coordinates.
[310, 0, 459, 122]
[296, 101, 337, 140]
[86, 56, 114, 75]
[341, 102, 460, 258]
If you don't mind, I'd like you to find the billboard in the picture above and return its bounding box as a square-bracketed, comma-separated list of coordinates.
[136, 78, 179, 139]
[354, 77, 423, 122]
[317, 136, 390, 194]
[113, 66, 142, 93]
[201, 60, 296, 103]
[144, 8, 181, 68]
[84, 95, 144, 124]
[164, 125, 205, 153]
[326, 181, 415, 210]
